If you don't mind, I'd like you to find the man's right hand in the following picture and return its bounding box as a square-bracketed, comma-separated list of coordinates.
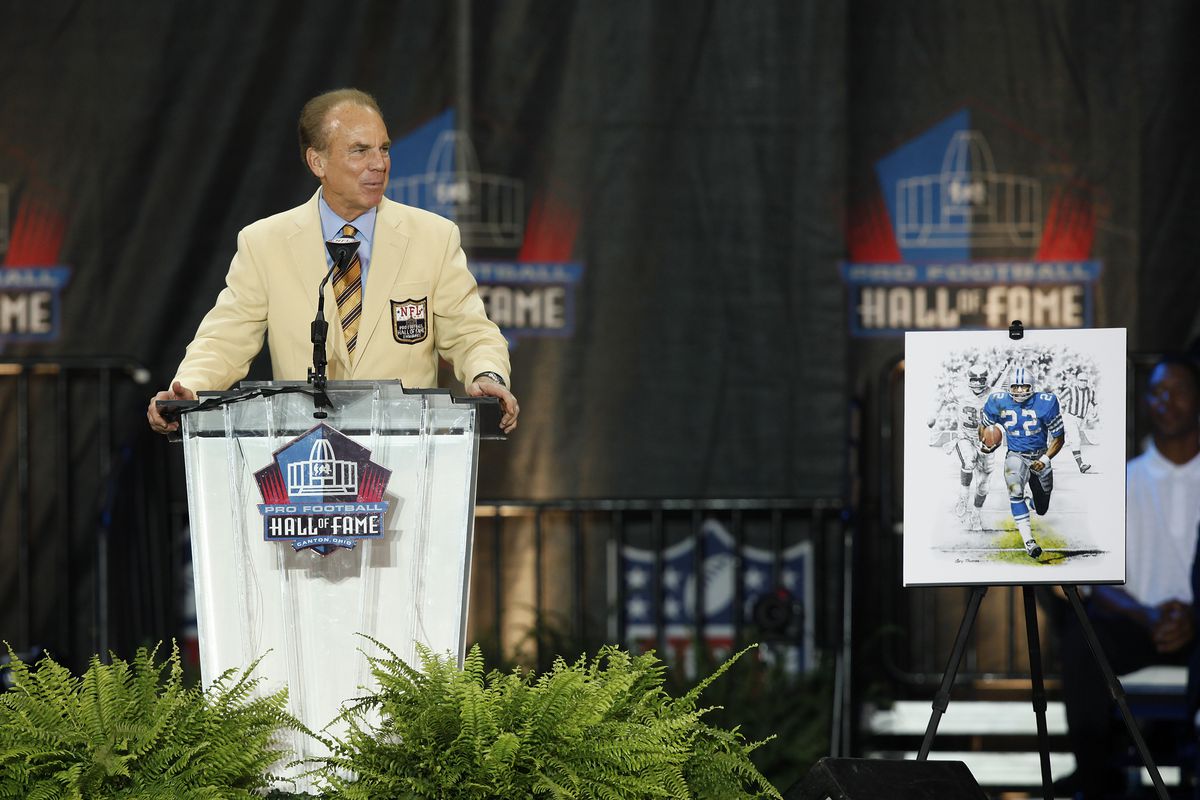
[1150, 599, 1195, 654]
[147, 380, 196, 434]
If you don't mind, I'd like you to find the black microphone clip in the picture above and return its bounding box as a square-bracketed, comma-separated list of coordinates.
[308, 237, 362, 418]
[325, 237, 360, 272]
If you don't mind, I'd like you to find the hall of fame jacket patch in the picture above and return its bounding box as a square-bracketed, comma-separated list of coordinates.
[391, 297, 428, 343]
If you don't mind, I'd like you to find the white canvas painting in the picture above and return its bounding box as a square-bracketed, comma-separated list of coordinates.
[903, 328, 1126, 586]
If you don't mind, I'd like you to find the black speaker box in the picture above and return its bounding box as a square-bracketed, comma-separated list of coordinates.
[784, 757, 988, 800]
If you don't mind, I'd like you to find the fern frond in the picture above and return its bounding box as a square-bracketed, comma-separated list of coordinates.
[313, 639, 780, 798]
[0, 642, 305, 797]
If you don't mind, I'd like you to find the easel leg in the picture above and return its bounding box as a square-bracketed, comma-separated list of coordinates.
[1022, 586, 1053, 800]
[918, 585, 988, 761]
[1064, 585, 1170, 800]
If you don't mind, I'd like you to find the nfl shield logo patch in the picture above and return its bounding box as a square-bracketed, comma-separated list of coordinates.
[391, 297, 428, 343]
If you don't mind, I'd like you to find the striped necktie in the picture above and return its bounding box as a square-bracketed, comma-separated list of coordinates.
[332, 223, 363, 359]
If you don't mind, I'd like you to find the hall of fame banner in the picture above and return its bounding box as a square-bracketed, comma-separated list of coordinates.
[902, 327, 1125, 586]
[841, 108, 1105, 337]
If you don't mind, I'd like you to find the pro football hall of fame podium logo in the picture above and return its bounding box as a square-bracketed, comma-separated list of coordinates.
[253, 424, 392, 555]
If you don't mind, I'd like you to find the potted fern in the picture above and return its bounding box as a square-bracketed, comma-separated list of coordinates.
[0, 643, 302, 798]
[314, 640, 782, 799]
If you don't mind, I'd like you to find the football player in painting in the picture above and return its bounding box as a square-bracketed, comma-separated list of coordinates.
[981, 365, 1065, 559]
[941, 364, 1001, 532]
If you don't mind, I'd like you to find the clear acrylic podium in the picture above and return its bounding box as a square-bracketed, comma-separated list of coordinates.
[177, 381, 494, 791]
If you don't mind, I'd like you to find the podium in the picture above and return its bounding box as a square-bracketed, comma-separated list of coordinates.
[176, 381, 494, 791]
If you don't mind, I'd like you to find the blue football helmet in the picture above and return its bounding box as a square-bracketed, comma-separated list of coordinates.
[1008, 365, 1034, 403]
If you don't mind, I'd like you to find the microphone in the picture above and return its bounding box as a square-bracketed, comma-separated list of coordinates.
[307, 236, 361, 417]
[326, 237, 360, 275]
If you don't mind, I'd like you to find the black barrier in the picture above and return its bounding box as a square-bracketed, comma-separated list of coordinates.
[470, 499, 853, 756]
[0, 357, 181, 675]
[785, 757, 987, 800]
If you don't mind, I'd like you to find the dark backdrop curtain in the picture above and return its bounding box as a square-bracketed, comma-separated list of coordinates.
[1, 0, 1199, 666]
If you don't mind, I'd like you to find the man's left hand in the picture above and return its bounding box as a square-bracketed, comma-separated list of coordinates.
[1030, 459, 1046, 473]
[467, 377, 519, 434]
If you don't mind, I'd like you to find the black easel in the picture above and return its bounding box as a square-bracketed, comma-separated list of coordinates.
[917, 585, 1169, 800]
[917, 321, 1168, 800]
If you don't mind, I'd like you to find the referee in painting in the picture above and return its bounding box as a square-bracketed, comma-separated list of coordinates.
[1058, 369, 1096, 473]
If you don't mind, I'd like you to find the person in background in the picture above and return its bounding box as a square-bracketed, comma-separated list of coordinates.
[1057, 355, 1200, 799]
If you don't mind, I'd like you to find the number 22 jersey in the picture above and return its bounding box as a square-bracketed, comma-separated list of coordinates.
[982, 391, 1064, 454]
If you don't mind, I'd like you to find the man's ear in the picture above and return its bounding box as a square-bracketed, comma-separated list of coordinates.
[306, 147, 325, 178]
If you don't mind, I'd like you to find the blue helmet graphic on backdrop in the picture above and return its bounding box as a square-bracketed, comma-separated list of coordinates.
[840, 108, 1102, 336]
[386, 110, 582, 347]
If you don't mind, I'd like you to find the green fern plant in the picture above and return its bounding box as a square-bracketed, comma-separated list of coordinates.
[315, 639, 782, 799]
[0, 642, 302, 799]
[669, 646, 834, 792]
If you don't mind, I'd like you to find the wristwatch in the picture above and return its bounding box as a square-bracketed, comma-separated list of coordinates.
[473, 371, 506, 388]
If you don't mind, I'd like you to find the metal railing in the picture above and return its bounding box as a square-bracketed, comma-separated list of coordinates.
[468, 498, 853, 755]
[0, 357, 176, 673]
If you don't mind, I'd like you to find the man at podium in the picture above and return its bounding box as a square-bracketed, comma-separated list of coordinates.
[147, 88, 517, 435]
